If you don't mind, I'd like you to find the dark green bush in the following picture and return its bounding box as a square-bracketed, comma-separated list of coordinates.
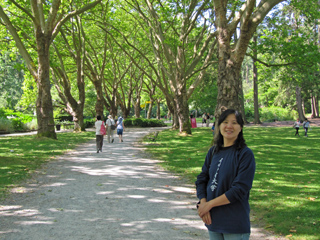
[11, 118, 25, 131]
[124, 117, 167, 127]
[84, 118, 95, 128]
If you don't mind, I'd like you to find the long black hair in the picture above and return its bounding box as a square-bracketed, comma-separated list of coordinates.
[214, 109, 246, 152]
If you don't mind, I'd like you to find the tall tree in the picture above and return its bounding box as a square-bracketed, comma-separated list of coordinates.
[51, 14, 87, 131]
[117, 0, 216, 134]
[0, 0, 101, 138]
[213, 0, 286, 120]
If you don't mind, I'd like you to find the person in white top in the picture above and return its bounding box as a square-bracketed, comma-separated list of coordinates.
[293, 119, 300, 136]
[106, 115, 115, 143]
[95, 115, 105, 153]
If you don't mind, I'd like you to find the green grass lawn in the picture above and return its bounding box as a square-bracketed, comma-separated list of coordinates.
[1, 126, 319, 239]
[143, 126, 320, 240]
[0, 131, 94, 199]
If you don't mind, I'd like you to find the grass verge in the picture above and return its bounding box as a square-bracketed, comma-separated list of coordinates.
[142, 127, 320, 240]
[0, 131, 94, 199]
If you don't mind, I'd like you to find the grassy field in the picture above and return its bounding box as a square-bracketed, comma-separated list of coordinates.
[142, 126, 320, 240]
[0, 131, 94, 199]
[1, 126, 319, 239]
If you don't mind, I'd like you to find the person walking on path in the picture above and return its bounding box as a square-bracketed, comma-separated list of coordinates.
[202, 112, 207, 127]
[293, 119, 300, 136]
[303, 119, 310, 137]
[116, 116, 125, 143]
[206, 113, 211, 127]
[95, 115, 105, 153]
[106, 115, 115, 143]
[196, 109, 256, 240]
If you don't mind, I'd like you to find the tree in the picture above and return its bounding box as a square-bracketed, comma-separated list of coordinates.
[0, 0, 101, 138]
[51, 15, 87, 131]
[114, 0, 216, 134]
[213, 0, 287, 120]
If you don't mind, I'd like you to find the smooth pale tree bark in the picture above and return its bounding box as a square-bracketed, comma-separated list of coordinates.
[311, 95, 319, 118]
[0, 0, 101, 138]
[213, 0, 285, 120]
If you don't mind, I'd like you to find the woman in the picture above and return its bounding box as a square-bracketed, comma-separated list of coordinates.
[95, 115, 105, 153]
[196, 109, 256, 240]
[116, 116, 125, 143]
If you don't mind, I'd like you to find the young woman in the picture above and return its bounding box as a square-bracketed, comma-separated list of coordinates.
[95, 115, 105, 153]
[196, 109, 256, 240]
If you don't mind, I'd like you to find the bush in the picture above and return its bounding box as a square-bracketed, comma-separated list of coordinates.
[0, 118, 14, 132]
[124, 117, 167, 127]
[84, 118, 95, 128]
[0, 108, 37, 132]
[24, 119, 38, 131]
[244, 104, 297, 123]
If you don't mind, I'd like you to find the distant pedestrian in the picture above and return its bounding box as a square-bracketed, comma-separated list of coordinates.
[106, 115, 115, 143]
[302, 119, 310, 137]
[191, 114, 197, 128]
[117, 116, 125, 143]
[293, 119, 300, 136]
[95, 115, 105, 153]
[206, 113, 210, 127]
[202, 112, 207, 127]
[211, 122, 215, 136]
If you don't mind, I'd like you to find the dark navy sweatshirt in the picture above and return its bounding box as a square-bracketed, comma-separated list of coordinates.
[196, 145, 256, 233]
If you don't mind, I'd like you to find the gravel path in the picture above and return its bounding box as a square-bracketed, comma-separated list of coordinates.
[1, 127, 286, 240]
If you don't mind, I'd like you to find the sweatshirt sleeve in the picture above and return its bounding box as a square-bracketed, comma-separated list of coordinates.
[195, 146, 215, 200]
[225, 147, 256, 203]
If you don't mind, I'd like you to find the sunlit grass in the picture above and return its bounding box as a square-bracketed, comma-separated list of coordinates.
[0, 131, 94, 199]
[143, 126, 320, 240]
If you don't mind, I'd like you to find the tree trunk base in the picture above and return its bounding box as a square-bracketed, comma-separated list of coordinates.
[37, 131, 57, 139]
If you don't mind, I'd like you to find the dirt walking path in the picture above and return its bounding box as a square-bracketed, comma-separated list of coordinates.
[0, 127, 288, 240]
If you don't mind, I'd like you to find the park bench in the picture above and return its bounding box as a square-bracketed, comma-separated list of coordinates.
[147, 131, 159, 141]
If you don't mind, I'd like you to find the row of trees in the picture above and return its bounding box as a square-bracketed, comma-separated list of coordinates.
[0, 0, 319, 138]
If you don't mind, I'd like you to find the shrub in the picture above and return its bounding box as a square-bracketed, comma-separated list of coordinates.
[244, 104, 297, 123]
[24, 119, 38, 131]
[124, 117, 167, 127]
[0, 118, 14, 132]
[84, 118, 95, 128]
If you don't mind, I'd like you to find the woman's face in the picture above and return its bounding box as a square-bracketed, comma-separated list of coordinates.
[219, 113, 242, 146]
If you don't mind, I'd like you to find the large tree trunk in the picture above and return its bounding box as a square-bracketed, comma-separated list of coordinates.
[147, 101, 153, 119]
[94, 80, 105, 120]
[174, 85, 191, 135]
[311, 95, 319, 118]
[253, 34, 261, 124]
[36, 34, 56, 139]
[215, 59, 243, 118]
[73, 110, 84, 132]
[295, 85, 305, 121]
[156, 100, 161, 119]
[134, 100, 141, 118]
